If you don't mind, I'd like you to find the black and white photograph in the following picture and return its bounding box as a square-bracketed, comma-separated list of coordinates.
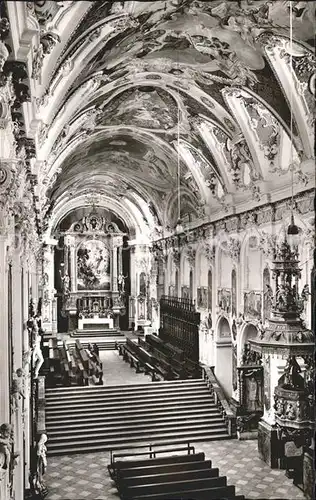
[0, 1, 314, 500]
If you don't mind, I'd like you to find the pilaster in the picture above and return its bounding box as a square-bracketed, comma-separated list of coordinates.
[0, 234, 9, 423]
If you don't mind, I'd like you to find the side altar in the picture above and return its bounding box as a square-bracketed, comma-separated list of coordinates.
[57, 211, 128, 332]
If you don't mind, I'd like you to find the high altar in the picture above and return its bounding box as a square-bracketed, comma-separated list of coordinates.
[57, 212, 127, 331]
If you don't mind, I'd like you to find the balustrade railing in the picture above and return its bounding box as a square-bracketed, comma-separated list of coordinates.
[202, 365, 236, 438]
[159, 295, 200, 362]
[160, 295, 195, 312]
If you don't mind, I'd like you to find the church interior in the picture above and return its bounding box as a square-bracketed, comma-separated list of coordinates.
[0, 1, 314, 499]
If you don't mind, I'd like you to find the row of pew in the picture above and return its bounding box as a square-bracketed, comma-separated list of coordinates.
[143, 334, 201, 379]
[108, 448, 245, 500]
[117, 334, 200, 381]
[118, 338, 175, 381]
[47, 338, 103, 387]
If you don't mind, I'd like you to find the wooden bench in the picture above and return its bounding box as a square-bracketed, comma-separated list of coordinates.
[145, 334, 201, 379]
[109, 451, 204, 481]
[121, 344, 141, 373]
[165, 342, 184, 362]
[122, 475, 228, 497]
[138, 338, 177, 380]
[75, 340, 95, 376]
[71, 349, 89, 386]
[125, 340, 161, 381]
[131, 484, 237, 499]
[120, 467, 220, 488]
[117, 459, 213, 479]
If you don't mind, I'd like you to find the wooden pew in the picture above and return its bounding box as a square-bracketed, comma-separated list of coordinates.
[138, 338, 177, 380]
[75, 340, 95, 376]
[129, 484, 237, 500]
[121, 343, 141, 373]
[122, 476, 229, 499]
[117, 459, 213, 479]
[145, 334, 201, 379]
[126, 340, 163, 381]
[63, 341, 72, 368]
[108, 452, 205, 481]
[165, 342, 184, 362]
[71, 349, 89, 386]
[120, 467, 220, 488]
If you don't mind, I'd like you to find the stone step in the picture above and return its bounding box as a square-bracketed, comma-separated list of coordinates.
[45, 378, 205, 395]
[48, 420, 226, 439]
[71, 329, 124, 338]
[45, 395, 215, 413]
[46, 403, 218, 422]
[45, 386, 210, 403]
[46, 412, 223, 430]
[45, 378, 230, 456]
[47, 429, 230, 455]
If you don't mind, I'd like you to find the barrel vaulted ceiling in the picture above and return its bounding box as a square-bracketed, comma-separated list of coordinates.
[8, 0, 315, 240]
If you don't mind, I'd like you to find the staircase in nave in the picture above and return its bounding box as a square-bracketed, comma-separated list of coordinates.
[45, 379, 230, 455]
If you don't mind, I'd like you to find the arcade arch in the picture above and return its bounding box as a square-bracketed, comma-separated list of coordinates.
[215, 316, 233, 398]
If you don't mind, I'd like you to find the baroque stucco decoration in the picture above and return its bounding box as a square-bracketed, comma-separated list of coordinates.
[17, 0, 312, 240]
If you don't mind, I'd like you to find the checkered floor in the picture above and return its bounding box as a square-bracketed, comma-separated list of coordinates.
[45, 440, 305, 500]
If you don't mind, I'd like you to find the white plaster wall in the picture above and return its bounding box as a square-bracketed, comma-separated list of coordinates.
[219, 252, 232, 288]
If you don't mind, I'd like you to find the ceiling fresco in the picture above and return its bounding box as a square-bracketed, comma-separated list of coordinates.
[97, 87, 178, 131]
[23, 0, 314, 237]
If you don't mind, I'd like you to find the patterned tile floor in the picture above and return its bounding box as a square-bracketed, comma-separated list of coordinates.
[45, 439, 305, 500]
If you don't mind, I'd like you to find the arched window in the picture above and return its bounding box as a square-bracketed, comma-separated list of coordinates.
[231, 269, 237, 317]
[139, 272, 146, 296]
[208, 269, 212, 312]
[189, 270, 193, 300]
[175, 269, 179, 297]
[263, 267, 271, 322]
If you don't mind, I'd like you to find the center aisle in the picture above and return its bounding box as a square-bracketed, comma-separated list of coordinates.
[100, 349, 153, 385]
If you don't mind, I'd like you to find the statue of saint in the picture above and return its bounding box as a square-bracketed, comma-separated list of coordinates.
[32, 332, 44, 379]
[0, 423, 12, 470]
[118, 274, 126, 293]
[37, 434, 47, 481]
[231, 319, 237, 341]
[12, 368, 25, 410]
[61, 272, 70, 295]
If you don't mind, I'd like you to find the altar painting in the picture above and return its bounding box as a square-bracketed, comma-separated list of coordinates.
[244, 291, 262, 319]
[77, 240, 110, 290]
[197, 287, 208, 309]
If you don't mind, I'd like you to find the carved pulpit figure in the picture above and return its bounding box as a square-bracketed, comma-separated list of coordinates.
[281, 355, 304, 390]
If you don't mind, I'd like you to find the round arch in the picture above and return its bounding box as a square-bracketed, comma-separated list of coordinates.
[238, 322, 259, 362]
[215, 315, 233, 397]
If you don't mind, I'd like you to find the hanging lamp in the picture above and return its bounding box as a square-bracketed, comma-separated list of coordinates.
[286, 3, 299, 250]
